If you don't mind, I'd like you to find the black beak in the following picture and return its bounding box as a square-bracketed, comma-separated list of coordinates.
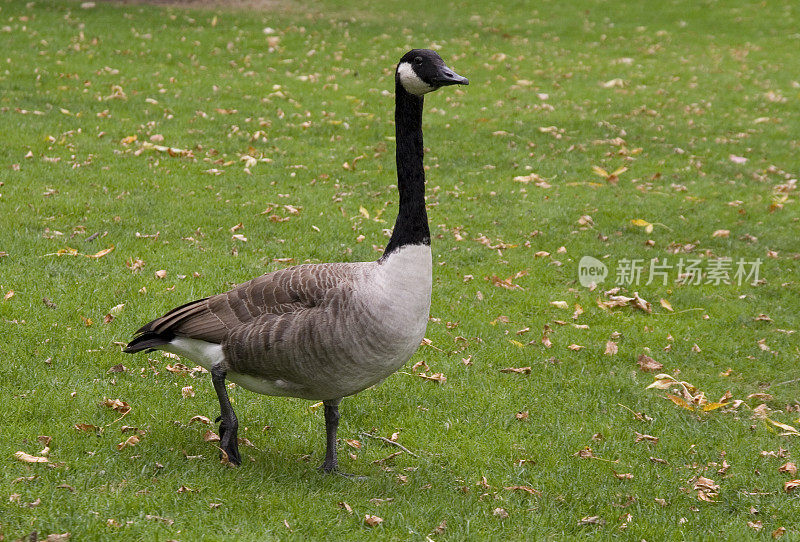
[434, 65, 469, 86]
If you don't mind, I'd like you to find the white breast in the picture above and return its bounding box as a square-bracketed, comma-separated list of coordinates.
[370, 244, 432, 343]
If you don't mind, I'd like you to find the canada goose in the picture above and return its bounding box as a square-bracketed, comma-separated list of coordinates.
[124, 49, 468, 473]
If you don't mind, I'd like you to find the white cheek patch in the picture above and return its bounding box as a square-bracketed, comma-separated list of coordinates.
[397, 62, 433, 95]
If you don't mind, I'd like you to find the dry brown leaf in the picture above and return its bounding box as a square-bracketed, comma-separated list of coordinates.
[102, 398, 131, 414]
[574, 447, 595, 459]
[500, 367, 531, 374]
[634, 432, 659, 444]
[748, 520, 763, 532]
[493, 508, 509, 519]
[784, 480, 800, 493]
[74, 423, 100, 433]
[779, 462, 797, 476]
[578, 515, 604, 526]
[14, 451, 50, 464]
[189, 415, 211, 425]
[773, 527, 787, 539]
[417, 372, 447, 383]
[116, 435, 140, 450]
[637, 354, 663, 372]
[613, 471, 634, 480]
[694, 476, 720, 492]
[203, 430, 220, 442]
[604, 340, 618, 355]
[364, 515, 383, 527]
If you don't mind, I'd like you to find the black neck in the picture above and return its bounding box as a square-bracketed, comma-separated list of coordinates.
[382, 81, 429, 259]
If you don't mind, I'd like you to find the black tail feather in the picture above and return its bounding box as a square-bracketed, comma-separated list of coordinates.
[123, 331, 173, 353]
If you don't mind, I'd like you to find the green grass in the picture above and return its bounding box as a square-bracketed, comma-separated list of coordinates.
[1, 0, 799, 539]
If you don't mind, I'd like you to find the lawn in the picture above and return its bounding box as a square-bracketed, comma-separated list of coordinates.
[1, 0, 799, 539]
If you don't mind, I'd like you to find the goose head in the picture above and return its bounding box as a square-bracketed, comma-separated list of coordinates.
[396, 49, 469, 96]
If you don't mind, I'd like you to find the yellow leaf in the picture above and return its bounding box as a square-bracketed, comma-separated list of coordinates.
[665, 394, 694, 410]
[659, 298, 674, 312]
[630, 219, 651, 227]
[509, 339, 525, 348]
[120, 135, 137, 145]
[767, 419, 800, 434]
[591, 165, 609, 178]
[14, 451, 50, 463]
[702, 402, 728, 412]
[86, 245, 114, 259]
[611, 166, 629, 177]
[358, 206, 370, 219]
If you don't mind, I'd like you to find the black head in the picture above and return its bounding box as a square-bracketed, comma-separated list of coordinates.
[396, 49, 469, 96]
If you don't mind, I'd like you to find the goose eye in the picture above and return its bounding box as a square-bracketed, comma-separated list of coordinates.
[413, 56, 423, 65]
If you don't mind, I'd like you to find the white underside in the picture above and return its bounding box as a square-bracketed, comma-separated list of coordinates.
[164, 337, 298, 396]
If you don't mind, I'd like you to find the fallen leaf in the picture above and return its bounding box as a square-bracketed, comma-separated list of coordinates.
[666, 394, 694, 410]
[729, 154, 748, 164]
[189, 415, 211, 425]
[550, 300, 569, 309]
[613, 471, 634, 480]
[338, 501, 353, 514]
[493, 508, 509, 519]
[578, 515, 604, 526]
[784, 480, 800, 493]
[659, 298, 674, 312]
[748, 520, 763, 532]
[87, 246, 114, 259]
[14, 451, 50, 463]
[634, 432, 659, 444]
[74, 423, 100, 433]
[773, 527, 787, 539]
[102, 398, 131, 414]
[637, 354, 663, 372]
[604, 340, 618, 355]
[364, 515, 383, 527]
[116, 435, 140, 450]
[500, 367, 531, 374]
[630, 218, 654, 234]
[779, 462, 797, 476]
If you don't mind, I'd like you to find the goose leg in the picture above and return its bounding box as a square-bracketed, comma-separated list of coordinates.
[319, 398, 341, 473]
[211, 364, 241, 466]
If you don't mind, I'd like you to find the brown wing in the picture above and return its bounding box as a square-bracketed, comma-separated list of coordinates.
[127, 263, 343, 348]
